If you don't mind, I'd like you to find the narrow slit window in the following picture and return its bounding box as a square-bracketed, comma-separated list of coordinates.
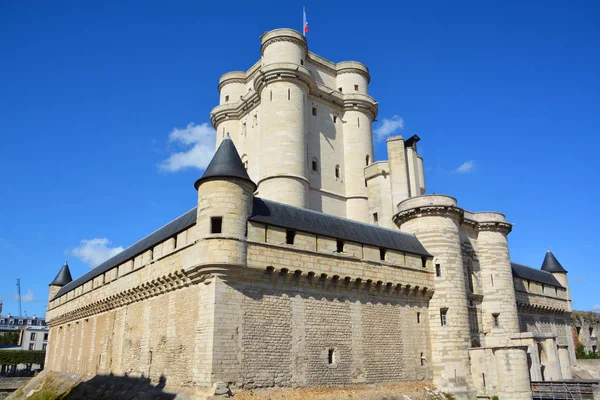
[225, 95, 229, 102]
[357, 117, 360, 127]
[242, 122, 246, 134]
[493, 313, 500, 328]
[373, 212, 378, 224]
[379, 248, 386, 261]
[333, 115, 337, 123]
[211, 217, 223, 234]
[312, 107, 317, 116]
[270, 90, 273, 101]
[288, 88, 291, 100]
[421, 256, 427, 268]
[300, 59, 304, 65]
[365, 155, 370, 166]
[440, 309, 448, 326]
[286, 230, 296, 245]
[436, 263, 441, 277]
[420, 352, 424, 366]
[312, 158, 318, 172]
[328, 348, 335, 365]
[335, 165, 340, 179]
[491, 274, 494, 287]
[336, 240, 344, 253]
[417, 312, 421, 323]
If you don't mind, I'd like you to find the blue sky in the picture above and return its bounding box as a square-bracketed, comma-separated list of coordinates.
[0, 1, 598, 317]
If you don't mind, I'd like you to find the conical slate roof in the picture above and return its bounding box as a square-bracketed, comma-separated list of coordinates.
[194, 134, 255, 190]
[50, 261, 73, 286]
[541, 250, 567, 273]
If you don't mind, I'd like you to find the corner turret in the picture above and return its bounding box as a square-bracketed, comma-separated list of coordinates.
[48, 261, 72, 301]
[194, 134, 256, 267]
[542, 250, 571, 310]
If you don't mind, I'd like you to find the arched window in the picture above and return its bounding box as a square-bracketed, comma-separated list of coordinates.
[335, 165, 341, 179]
[311, 157, 319, 172]
[365, 155, 370, 166]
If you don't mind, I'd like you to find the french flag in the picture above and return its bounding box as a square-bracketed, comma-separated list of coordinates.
[303, 7, 308, 36]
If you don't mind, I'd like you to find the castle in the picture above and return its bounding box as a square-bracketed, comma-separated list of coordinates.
[44, 29, 576, 399]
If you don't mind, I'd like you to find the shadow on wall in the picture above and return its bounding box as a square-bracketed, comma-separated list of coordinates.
[65, 374, 174, 400]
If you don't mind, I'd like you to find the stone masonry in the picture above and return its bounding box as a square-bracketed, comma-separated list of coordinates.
[43, 28, 579, 400]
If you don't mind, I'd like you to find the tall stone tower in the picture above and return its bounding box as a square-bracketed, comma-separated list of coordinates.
[210, 29, 378, 222]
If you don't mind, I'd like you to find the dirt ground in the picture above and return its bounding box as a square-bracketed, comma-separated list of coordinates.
[229, 381, 449, 400]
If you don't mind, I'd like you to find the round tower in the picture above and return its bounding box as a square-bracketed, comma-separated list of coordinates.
[48, 261, 73, 302]
[214, 72, 247, 148]
[541, 250, 571, 309]
[254, 29, 312, 208]
[474, 212, 520, 340]
[338, 62, 376, 222]
[194, 135, 256, 268]
[394, 195, 474, 398]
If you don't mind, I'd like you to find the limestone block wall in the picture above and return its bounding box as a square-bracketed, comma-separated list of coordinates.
[210, 276, 432, 389]
[46, 283, 211, 387]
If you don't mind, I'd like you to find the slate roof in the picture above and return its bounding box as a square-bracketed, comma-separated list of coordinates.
[250, 198, 431, 256]
[52, 197, 432, 301]
[511, 262, 564, 288]
[49, 262, 73, 287]
[53, 207, 198, 299]
[194, 134, 255, 190]
[541, 250, 568, 273]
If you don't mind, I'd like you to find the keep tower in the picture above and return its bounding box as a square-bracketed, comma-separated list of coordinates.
[210, 28, 378, 222]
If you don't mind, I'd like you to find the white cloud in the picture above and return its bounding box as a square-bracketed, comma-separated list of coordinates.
[15, 289, 37, 303]
[593, 304, 600, 311]
[453, 160, 475, 174]
[374, 115, 404, 141]
[72, 238, 124, 268]
[158, 122, 216, 172]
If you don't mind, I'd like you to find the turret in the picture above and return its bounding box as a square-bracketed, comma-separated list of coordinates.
[194, 134, 256, 267]
[48, 261, 72, 302]
[542, 250, 571, 310]
[394, 195, 474, 398]
[338, 61, 376, 222]
[254, 29, 311, 208]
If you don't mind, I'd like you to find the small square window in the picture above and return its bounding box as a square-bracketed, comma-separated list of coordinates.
[44, 333, 49, 341]
[225, 95, 229, 102]
[440, 309, 448, 326]
[286, 230, 296, 245]
[338, 87, 342, 92]
[336, 240, 344, 253]
[211, 217, 223, 234]
[312, 107, 317, 116]
[354, 84, 359, 91]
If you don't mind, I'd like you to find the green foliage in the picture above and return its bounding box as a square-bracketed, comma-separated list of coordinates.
[442, 393, 457, 400]
[0, 350, 46, 365]
[492, 396, 500, 400]
[576, 344, 599, 359]
[0, 331, 20, 345]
